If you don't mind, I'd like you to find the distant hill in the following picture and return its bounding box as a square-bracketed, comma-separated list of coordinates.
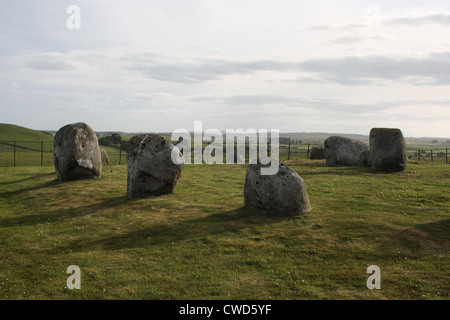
[104, 131, 450, 145]
[2, 123, 448, 145]
[279, 132, 369, 144]
[0, 123, 54, 142]
[277, 132, 450, 145]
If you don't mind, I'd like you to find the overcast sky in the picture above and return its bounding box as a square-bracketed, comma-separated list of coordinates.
[1, 0, 449, 137]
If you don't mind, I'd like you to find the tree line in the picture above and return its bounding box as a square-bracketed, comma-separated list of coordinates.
[98, 134, 127, 150]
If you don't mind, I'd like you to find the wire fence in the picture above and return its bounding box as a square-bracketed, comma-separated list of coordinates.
[281, 145, 449, 163]
[1, 140, 449, 167]
[0, 140, 54, 167]
[407, 148, 450, 163]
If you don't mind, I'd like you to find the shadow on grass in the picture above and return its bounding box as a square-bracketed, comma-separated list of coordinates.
[398, 219, 450, 250]
[0, 195, 128, 227]
[375, 219, 450, 256]
[0, 177, 63, 199]
[48, 206, 289, 253]
[0, 174, 107, 199]
[301, 166, 413, 177]
[0, 172, 56, 186]
[300, 166, 375, 176]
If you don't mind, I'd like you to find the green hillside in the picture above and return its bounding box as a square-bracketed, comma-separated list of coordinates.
[0, 123, 54, 142]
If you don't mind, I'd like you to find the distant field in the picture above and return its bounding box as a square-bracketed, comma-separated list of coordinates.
[1, 123, 449, 166]
[0, 160, 448, 299]
[2, 142, 448, 167]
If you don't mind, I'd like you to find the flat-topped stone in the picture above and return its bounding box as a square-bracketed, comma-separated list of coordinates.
[370, 128, 407, 172]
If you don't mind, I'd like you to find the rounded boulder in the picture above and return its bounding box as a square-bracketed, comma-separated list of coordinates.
[244, 160, 311, 215]
[324, 136, 369, 167]
[53, 122, 102, 181]
[127, 134, 184, 199]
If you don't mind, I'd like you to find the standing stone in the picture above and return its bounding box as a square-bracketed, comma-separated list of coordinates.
[359, 149, 371, 167]
[370, 128, 407, 172]
[127, 134, 184, 199]
[310, 147, 325, 160]
[324, 136, 369, 167]
[244, 160, 311, 215]
[100, 148, 109, 166]
[53, 122, 102, 181]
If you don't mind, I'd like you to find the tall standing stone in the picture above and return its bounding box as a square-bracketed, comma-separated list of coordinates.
[324, 136, 369, 167]
[127, 134, 184, 199]
[370, 128, 407, 172]
[53, 122, 102, 181]
[244, 160, 311, 215]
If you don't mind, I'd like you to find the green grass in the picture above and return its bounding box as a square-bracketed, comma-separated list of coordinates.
[0, 160, 448, 300]
[0, 124, 54, 142]
[99, 146, 126, 165]
[0, 124, 54, 166]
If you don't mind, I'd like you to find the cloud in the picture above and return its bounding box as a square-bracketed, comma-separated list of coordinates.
[385, 12, 450, 27]
[298, 23, 363, 33]
[301, 24, 333, 32]
[328, 33, 392, 45]
[127, 58, 293, 83]
[129, 51, 450, 86]
[21, 53, 74, 71]
[187, 93, 397, 113]
[187, 93, 450, 119]
[5, 48, 450, 88]
[189, 94, 295, 106]
[301, 11, 450, 33]
[298, 52, 450, 86]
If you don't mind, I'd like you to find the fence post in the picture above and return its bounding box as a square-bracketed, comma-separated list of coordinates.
[41, 141, 44, 166]
[119, 148, 122, 165]
[431, 149, 433, 162]
[288, 143, 291, 161]
[14, 141, 16, 167]
[418, 149, 420, 161]
[307, 144, 310, 160]
[446, 148, 448, 164]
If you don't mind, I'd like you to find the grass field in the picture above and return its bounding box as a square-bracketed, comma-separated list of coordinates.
[0, 160, 448, 300]
[0, 124, 54, 142]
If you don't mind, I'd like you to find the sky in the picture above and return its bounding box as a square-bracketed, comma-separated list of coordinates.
[0, 0, 449, 137]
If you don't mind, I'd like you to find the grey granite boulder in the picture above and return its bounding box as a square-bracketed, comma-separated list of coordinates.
[127, 134, 184, 199]
[310, 147, 325, 160]
[100, 148, 109, 166]
[324, 136, 369, 167]
[359, 149, 371, 167]
[244, 160, 311, 215]
[53, 122, 102, 181]
[370, 128, 407, 172]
